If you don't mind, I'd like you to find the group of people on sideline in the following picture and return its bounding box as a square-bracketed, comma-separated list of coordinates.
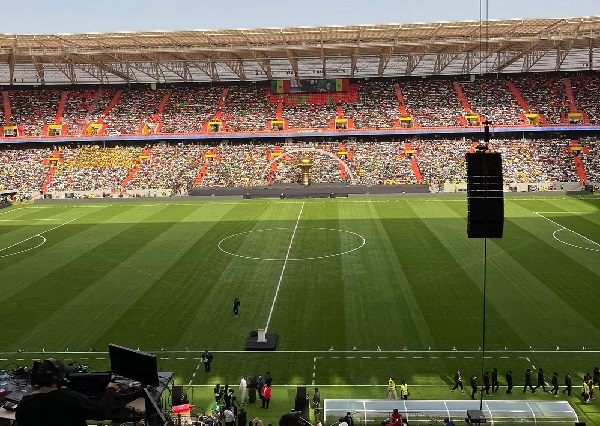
[387, 377, 409, 400]
[449, 367, 598, 403]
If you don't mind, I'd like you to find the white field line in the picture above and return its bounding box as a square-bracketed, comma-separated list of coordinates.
[265, 201, 305, 333]
[0, 217, 77, 258]
[534, 211, 600, 252]
[2, 349, 598, 355]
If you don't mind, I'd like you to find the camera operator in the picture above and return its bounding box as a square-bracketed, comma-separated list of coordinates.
[16, 358, 120, 426]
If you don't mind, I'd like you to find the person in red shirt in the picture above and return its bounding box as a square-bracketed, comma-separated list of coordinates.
[261, 383, 272, 408]
[390, 409, 403, 425]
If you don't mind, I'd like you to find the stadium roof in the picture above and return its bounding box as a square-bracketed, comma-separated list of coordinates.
[1, 16, 600, 85]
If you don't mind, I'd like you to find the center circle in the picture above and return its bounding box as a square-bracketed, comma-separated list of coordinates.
[217, 227, 366, 261]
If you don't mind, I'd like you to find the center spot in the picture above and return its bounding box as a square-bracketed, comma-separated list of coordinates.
[218, 227, 365, 261]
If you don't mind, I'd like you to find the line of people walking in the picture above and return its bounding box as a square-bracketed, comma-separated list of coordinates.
[449, 367, 598, 403]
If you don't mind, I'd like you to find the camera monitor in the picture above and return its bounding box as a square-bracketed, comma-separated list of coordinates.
[108, 344, 159, 387]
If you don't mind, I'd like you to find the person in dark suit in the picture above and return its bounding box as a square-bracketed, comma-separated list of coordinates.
[233, 298, 241, 317]
[506, 371, 513, 394]
[594, 367, 600, 386]
[343, 411, 354, 426]
[550, 372, 559, 396]
[534, 368, 548, 392]
[203, 350, 214, 373]
[524, 369, 535, 393]
[265, 371, 273, 386]
[563, 373, 572, 396]
[482, 372, 490, 396]
[491, 368, 499, 393]
[450, 370, 464, 393]
[470, 375, 478, 400]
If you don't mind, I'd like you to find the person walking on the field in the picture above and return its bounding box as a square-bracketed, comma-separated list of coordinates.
[450, 370, 465, 394]
[563, 373, 572, 396]
[524, 369, 535, 393]
[388, 377, 398, 399]
[506, 371, 513, 394]
[203, 350, 214, 373]
[313, 388, 321, 414]
[470, 375, 478, 400]
[550, 372, 559, 397]
[482, 372, 490, 396]
[399, 380, 408, 400]
[491, 368, 499, 393]
[534, 367, 548, 392]
[233, 298, 240, 317]
[583, 377, 591, 403]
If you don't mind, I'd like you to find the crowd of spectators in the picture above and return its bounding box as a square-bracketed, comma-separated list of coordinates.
[0, 138, 596, 195]
[47, 145, 141, 192]
[489, 139, 579, 183]
[284, 103, 338, 129]
[220, 86, 277, 132]
[345, 141, 414, 185]
[578, 138, 600, 182]
[7, 89, 61, 136]
[3, 75, 600, 136]
[401, 80, 463, 127]
[126, 143, 208, 194]
[412, 139, 471, 185]
[571, 75, 600, 125]
[199, 143, 273, 187]
[86, 88, 117, 126]
[160, 86, 223, 133]
[0, 148, 52, 194]
[347, 82, 398, 129]
[61, 90, 99, 135]
[103, 88, 170, 135]
[460, 79, 524, 125]
[512, 76, 570, 124]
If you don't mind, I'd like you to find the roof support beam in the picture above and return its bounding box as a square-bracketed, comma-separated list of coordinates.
[555, 41, 574, 71]
[405, 54, 425, 76]
[350, 48, 358, 77]
[522, 50, 547, 72]
[434, 53, 459, 74]
[32, 57, 45, 83]
[378, 46, 394, 76]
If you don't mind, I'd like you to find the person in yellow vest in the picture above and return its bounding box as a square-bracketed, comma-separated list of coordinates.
[399, 380, 409, 400]
[388, 377, 398, 399]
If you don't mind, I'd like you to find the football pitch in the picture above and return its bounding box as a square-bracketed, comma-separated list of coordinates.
[2, 195, 600, 424]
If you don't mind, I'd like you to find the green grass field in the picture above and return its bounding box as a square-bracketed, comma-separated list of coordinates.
[2, 195, 600, 424]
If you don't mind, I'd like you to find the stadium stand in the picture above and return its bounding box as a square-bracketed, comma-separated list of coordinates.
[220, 86, 277, 133]
[7, 89, 61, 136]
[459, 79, 524, 126]
[571, 75, 600, 125]
[400, 80, 464, 127]
[160, 86, 223, 133]
[346, 81, 398, 129]
[0, 148, 53, 194]
[103, 88, 170, 135]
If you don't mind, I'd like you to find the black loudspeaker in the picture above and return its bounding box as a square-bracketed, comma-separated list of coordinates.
[172, 386, 184, 406]
[466, 152, 504, 238]
[575, 423, 586, 426]
[466, 409, 486, 424]
[295, 386, 308, 417]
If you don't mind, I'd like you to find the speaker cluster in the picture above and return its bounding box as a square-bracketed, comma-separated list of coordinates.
[466, 152, 504, 239]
